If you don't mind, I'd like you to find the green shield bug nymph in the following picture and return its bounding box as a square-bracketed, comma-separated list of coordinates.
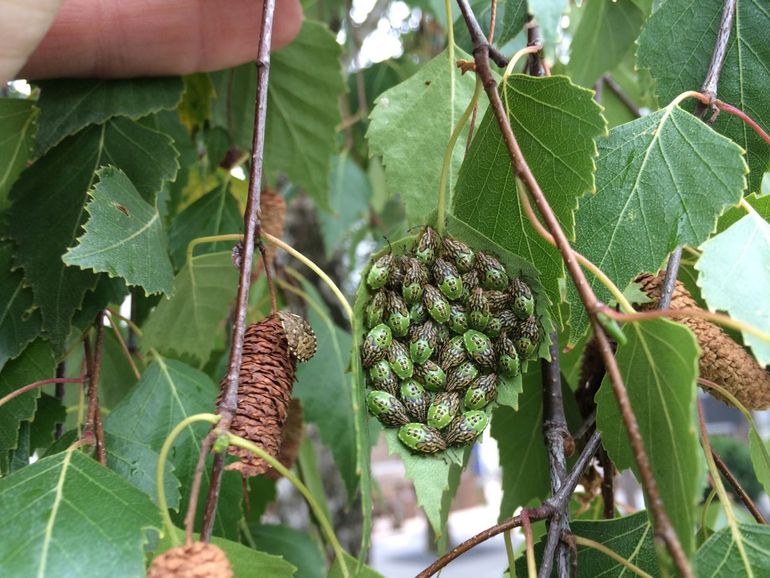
[387, 339, 413, 379]
[445, 411, 489, 445]
[398, 423, 446, 453]
[362, 323, 392, 367]
[464, 374, 498, 410]
[366, 253, 393, 290]
[427, 391, 461, 430]
[366, 390, 409, 427]
[463, 329, 496, 368]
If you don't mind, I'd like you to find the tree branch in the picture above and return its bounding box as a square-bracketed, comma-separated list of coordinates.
[83, 313, 107, 465]
[199, 0, 276, 541]
[663, 0, 736, 311]
[539, 310, 572, 578]
[711, 448, 767, 524]
[417, 431, 603, 577]
[453, 1, 691, 574]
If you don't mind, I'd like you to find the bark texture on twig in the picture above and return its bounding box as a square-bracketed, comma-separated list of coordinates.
[540, 334, 572, 578]
[711, 448, 767, 524]
[200, 0, 277, 541]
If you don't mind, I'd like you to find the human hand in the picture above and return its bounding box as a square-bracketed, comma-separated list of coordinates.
[0, 0, 302, 84]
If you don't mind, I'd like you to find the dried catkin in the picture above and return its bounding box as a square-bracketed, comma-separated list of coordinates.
[637, 273, 770, 410]
[259, 187, 285, 266]
[147, 542, 233, 578]
[265, 399, 304, 481]
[218, 312, 315, 477]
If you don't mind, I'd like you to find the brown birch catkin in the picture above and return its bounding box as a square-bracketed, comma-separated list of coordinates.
[637, 273, 770, 410]
[217, 311, 316, 478]
[147, 542, 233, 578]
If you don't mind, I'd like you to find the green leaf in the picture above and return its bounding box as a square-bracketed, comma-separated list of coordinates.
[529, 0, 568, 53]
[211, 21, 343, 207]
[637, 0, 770, 192]
[7, 118, 179, 348]
[749, 430, 770, 497]
[453, 74, 605, 327]
[328, 552, 384, 578]
[0, 450, 161, 578]
[695, 523, 770, 577]
[696, 213, 770, 367]
[249, 524, 325, 578]
[167, 182, 243, 269]
[596, 319, 702, 555]
[569, 0, 645, 88]
[569, 106, 747, 342]
[294, 283, 358, 500]
[368, 47, 483, 226]
[34, 77, 184, 154]
[319, 153, 371, 258]
[0, 242, 41, 370]
[383, 429, 468, 537]
[492, 373, 550, 519]
[105, 357, 242, 539]
[0, 340, 55, 453]
[515, 511, 660, 576]
[141, 252, 238, 363]
[28, 393, 66, 452]
[267, 21, 344, 207]
[498, 0, 529, 46]
[63, 166, 174, 295]
[454, 0, 527, 53]
[104, 430, 181, 509]
[0, 98, 37, 206]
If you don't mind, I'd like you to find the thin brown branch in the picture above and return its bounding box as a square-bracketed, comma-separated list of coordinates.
[599, 448, 615, 519]
[418, 431, 603, 577]
[185, 432, 216, 545]
[0, 377, 84, 408]
[105, 311, 141, 380]
[601, 75, 641, 118]
[711, 448, 767, 524]
[200, 0, 276, 542]
[665, 0, 736, 313]
[454, 1, 691, 574]
[83, 313, 107, 465]
[488, 0, 497, 45]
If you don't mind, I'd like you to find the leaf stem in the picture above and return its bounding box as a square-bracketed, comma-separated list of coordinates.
[516, 184, 634, 312]
[156, 413, 221, 547]
[186, 234, 243, 268]
[437, 77, 482, 234]
[504, 530, 516, 577]
[521, 510, 537, 578]
[571, 535, 653, 578]
[697, 400, 752, 574]
[262, 231, 353, 323]
[501, 45, 542, 87]
[599, 304, 770, 345]
[227, 433, 350, 578]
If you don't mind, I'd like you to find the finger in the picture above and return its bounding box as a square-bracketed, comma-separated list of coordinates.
[0, 0, 64, 84]
[18, 0, 302, 80]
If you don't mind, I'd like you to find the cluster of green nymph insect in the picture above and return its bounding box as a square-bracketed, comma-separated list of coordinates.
[361, 225, 543, 454]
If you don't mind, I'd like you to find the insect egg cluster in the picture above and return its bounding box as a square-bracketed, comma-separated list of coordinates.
[361, 226, 544, 454]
